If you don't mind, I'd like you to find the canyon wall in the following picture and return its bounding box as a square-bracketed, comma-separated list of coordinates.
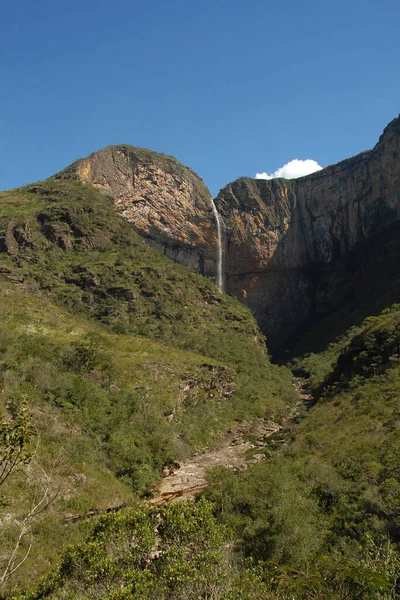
[57, 116, 400, 349]
[215, 115, 400, 347]
[56, 145, 220, 280]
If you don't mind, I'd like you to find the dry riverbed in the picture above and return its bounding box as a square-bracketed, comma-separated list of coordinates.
[149, 420, 282, 505]
[150, 378, 313, 505]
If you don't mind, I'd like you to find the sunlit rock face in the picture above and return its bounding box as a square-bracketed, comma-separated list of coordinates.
[56, 144, 220, 282]
[215, 116, 400, 348]
[56, 117, 400, 350]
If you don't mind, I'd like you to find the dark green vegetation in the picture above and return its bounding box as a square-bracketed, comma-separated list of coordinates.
[0, 179, 294, 594]
[21, 298, 400, 598]
[16, 500, 272, 600]
[203, 305, 400, 598]
[2, 177, 400, 598]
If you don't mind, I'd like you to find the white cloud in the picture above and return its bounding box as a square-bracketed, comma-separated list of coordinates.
[255, 159, 323, 180]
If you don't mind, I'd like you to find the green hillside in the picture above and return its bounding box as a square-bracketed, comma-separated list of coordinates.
[13, 303, 400, 598]
[203, 304, 400, 598]
[2, 177, 400, 599]
[0, 179, 295, 594]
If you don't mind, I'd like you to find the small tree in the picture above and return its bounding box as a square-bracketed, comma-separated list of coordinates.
[0, 399, 34, 495]
[0, 399, 59, 591]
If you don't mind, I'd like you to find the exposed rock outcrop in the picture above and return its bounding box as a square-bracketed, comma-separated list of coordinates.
[54, 116, 400, 350]
[0, 221, 35, 254]
[56, 145, 220, 281]
[215, 115, 400, 348]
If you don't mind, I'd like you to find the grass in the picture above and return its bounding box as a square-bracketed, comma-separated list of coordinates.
[8, 173, 400, 597]
[1, 175, 400, 597]
[0, 178, 296, 593]
[203, 302, 400, 595]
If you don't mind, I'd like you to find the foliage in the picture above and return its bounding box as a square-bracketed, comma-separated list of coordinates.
[205, 460, 327, 566]
[0, 400, 35, 494]
[0, 401, 61, 593]
[256, 549, 398, 600]
[3, 177, 400, 598]
[201, 303, 400, 598]
[23, 499, 232, 600]
[14, 499, 400, 600]
[0, 178, 296, 593]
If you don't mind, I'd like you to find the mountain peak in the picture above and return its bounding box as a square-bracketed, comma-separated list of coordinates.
[55, 144, 219, 279]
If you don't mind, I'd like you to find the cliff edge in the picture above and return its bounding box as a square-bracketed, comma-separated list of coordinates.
[56, 145, 219, 280]
[215, 115, 400, 348]
[55, 117, 400, 350]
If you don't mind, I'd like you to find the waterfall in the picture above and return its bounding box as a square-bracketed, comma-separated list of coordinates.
[211, 199, 224, 292]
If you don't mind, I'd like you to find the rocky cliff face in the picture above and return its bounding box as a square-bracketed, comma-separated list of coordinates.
[215, 116, 400, 348]
[55, 117, 400, 350]
[56, 145, 220, 280]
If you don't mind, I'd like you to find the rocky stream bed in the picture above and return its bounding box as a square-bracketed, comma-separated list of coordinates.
[149, 379, 313, 506]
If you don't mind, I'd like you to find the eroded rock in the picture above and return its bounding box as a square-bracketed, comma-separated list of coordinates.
[215, 115, 400, 347]
[56, 145, 220, 281]
[54, 117, 400, 349]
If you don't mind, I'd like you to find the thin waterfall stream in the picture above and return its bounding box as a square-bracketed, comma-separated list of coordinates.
[211, 199, 224, 292]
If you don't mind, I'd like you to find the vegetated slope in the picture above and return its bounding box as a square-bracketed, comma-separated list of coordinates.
[0, 281, 136, 590]
[0, 179, 295, 594]
[202, 304, 400, 598]
[55, 143, 220, 279]
[19, 304, 400, 599]
[15, 499, 278, 600]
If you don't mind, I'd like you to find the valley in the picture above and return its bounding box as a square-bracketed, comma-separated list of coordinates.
[151, 379, 313, 506]
[1, 116, 400, 598]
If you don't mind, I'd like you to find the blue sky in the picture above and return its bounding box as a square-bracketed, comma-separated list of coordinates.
[1, 0, 399, 195]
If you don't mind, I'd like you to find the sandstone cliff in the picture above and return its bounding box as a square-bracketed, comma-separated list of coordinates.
[55, 117, 400, 350]
[215, 115, 400, 347]
[56, 145, 219, 280]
